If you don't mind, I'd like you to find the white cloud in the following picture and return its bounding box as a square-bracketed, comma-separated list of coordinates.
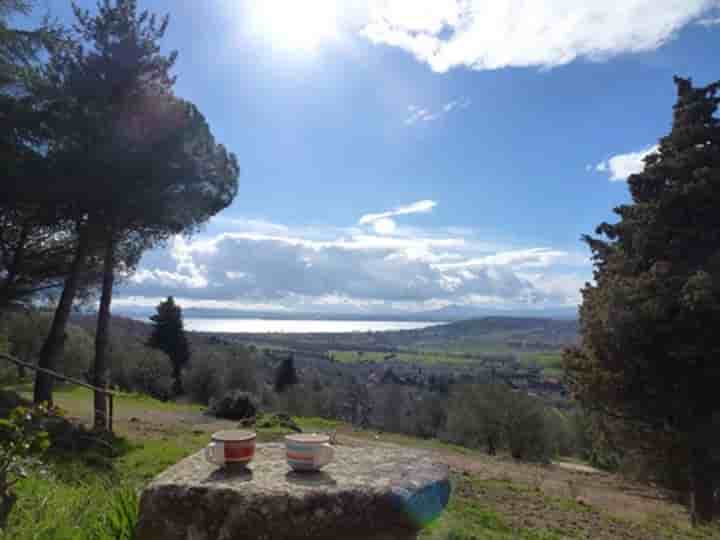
[405, 98, 471, 125]
[698, 15, 720, 25]
[361, 0, 719, 72]
[405, 107, 438, 124]
[372, 217, 397, 234]
[119, 212, 590, 313]
[435, 248, 571, 270]
[595, 144, 658, 181]
[358, 199, 437, 225]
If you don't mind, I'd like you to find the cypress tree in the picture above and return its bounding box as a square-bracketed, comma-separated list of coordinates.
[147, 296, 190, 395]
[564, 77, 720, 525]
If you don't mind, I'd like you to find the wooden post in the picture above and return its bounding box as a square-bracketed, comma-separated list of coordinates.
[0, 353, 118, 433]
[108, 392, 114, 434]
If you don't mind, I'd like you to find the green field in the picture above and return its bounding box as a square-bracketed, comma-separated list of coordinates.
[519, 352, 565, 379]
[330, 347, 566, 378]
[330, 349, 483, 365]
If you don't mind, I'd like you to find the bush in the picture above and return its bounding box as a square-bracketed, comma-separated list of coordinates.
[0, 390, 30, 417]
[274, 353, 298, 393]
[444, 383, 555, 463]
[181, 346, 259, 405]
[504, 392, 553, 463]
[413, 391, 447, 439]
[209, 390, 258, 420]
[445, 384, 505, 454]
[224, 348, 259, 394]
[256, 412, 301, 432]
[184, 362, 223, 405]
[126, 348, 174, 401]
[0, 405, 52, 528]
[60, 325, 94, 379]
[2, 313, 91, 381]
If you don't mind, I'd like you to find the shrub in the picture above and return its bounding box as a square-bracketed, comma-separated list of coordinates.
[59, 325, 94, 379]
[504, 392, 553, 463]
[126, 348, 174, 401]
[224, 347, 259, 394]
[209, 390, 258, 420]
[444, 383, 555, 462]
[184, 362, 223, 405]
[274, 353, 298, 393]
[0, 405, 52, 528]
[256, 412, 301, 432]
[413, 391, 447, 439]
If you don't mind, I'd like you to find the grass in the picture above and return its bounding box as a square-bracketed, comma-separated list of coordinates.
[2, 384, 719, 540]
[518, 352, 565, 379]
[420, 474, 566, 540]
[421, 473, 720, 540]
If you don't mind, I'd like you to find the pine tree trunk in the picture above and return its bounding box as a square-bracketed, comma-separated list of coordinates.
[33, 224, 90, 405]
[92, 231, 115, 431]
[690, 445, 716, 525]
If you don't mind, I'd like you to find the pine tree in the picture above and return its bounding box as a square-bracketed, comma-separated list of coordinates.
[274, 353, 299, 393]
[147, 297, 190, 395]
[28, 0, 238, 424]
[564, 77, 720, 525]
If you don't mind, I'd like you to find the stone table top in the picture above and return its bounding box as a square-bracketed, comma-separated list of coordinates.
[136, 442, 451, 540]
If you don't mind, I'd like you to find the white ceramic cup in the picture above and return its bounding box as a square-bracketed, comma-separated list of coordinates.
[285, 433, 334, 471]
[204, 430, 256, 467]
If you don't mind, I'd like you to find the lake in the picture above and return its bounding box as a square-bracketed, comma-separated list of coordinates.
[183, 318, 444, 334]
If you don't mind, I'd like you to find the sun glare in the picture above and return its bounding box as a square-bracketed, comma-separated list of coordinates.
[252, 0, 339, 53]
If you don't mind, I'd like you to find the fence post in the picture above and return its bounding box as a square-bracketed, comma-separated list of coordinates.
[108, 392, 114, 434]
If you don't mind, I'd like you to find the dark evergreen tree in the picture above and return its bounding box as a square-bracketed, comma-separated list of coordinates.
[25, 1, 238, 423]
[147, 296, 189, 395]
[0, 1, 75, 318]
[564, 77, 720, 525]
[274, 353, 299, 393]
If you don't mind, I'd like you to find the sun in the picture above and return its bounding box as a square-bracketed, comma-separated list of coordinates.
[251, 0, 340, 53]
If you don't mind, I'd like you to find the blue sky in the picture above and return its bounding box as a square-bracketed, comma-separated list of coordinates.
[33, 1, 720, 315]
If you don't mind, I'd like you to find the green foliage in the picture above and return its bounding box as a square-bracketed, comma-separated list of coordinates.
[183, 360, 222, 405]
[274, 352, 299, 393]
[209, 389, 258, 420]
[89, 485, 139, 540]
[125, 348, 174, 402]
[183, 345, 258, 405]
[563, 77, 720, 524]
[445, 383, 554, 463]
[147, 297, 190, 394]
[0, 404, 52, 528]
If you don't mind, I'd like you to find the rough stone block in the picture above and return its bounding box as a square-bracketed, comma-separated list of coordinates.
[136, 442, 450, 540]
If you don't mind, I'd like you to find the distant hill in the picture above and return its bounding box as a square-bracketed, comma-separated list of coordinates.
[396, 316, 579, 348]
[112, 304, 578, 322]
[70, 313, 152, 341]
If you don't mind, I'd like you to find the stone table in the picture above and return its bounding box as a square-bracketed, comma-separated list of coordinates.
[136, 442, 451, 540]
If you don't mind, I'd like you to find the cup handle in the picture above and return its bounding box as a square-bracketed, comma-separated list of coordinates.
[205, 442, 220, 464]
[317, 443, 334, 467]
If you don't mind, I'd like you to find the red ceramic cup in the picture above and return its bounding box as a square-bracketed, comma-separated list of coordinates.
[204, 430, 256, 467]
